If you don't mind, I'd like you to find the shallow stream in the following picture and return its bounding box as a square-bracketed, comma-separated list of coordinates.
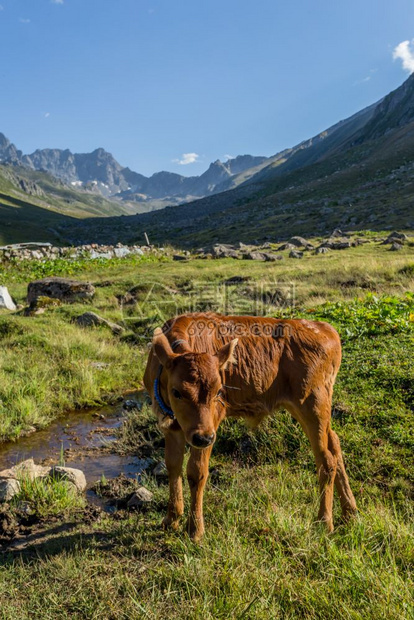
[0, 396, 149, 505]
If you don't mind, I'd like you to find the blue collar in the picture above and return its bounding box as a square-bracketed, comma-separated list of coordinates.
[154, 365, 175, 420]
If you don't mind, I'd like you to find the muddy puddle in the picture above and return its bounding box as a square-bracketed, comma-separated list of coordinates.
[0, 394, 151, 507]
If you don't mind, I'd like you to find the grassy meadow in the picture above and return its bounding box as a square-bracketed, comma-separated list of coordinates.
[0, 235, 413, 618]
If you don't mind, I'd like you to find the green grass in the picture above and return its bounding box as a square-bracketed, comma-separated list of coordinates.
[12, 473, 85, 518]
[0, 238, 413, 618]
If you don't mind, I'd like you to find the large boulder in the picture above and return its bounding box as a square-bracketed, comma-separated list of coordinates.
[27, 277, 95, 305]
[0, 286, 16, 311]
[242, 251, 266, 261]
[384, 231, 408, 243]
[288, 236, 314, 249]
[74, 311, 124, 335]
[262, 253, 283, 262]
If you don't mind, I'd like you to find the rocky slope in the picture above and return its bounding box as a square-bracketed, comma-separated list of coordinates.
[57, 74, 414, 246]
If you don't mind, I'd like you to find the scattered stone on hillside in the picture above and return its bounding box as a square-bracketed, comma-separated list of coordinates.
[315, 246, 330, 255]
[127, 487, 154, 509]
[0, 478, 20, 502]
[262, 253, 283, 262]
[389, 241, 403, 251]
[27, 277, 95, 305]
[384, 231, 408, 244]
[330, 228, 345, 238]
[172, 254, 188, 261]
[212, 244, 239, 259]
[0, 286, 16, 311]
[288, 236, 314, 249]
[321, 238, 352, 250]
[243, 251, 266, 261]
[74, 311, 124, 335]
[277, 243, 296, 251]
[289, 250, 303, 259]
[49, 466, 87, 492]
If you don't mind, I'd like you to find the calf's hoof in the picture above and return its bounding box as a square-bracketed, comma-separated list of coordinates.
[186, 518, 204, 543]
[162, 515, 181, 531]
[340, 506, 358, 524]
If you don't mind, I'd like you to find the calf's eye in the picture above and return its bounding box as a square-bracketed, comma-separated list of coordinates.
[172, 388, 182, 399]
[217, 389, 224, 399]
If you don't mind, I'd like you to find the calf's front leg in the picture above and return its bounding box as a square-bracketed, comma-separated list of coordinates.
[186, 445, 213, 542]
[163, 429, 186, 530]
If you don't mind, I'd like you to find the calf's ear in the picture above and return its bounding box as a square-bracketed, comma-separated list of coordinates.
[153, 328, 175, 366]
[216, 338, 238, 370]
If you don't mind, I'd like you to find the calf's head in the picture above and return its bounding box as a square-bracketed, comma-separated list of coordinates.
[152, 329, 238, 448]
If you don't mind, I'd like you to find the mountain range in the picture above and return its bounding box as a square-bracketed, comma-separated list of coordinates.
[1, 73, 414, 246]
[0, 134, 270, 209]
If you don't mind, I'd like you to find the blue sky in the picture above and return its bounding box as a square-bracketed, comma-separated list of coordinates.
[0, 0, 413, 176]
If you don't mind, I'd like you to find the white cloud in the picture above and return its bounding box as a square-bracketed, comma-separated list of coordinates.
[0, 5, 4, 11]
[19, 18, 30, 23]
[51, 0, 64, 4]
[44, 112, 50, 118]
[172, 152, 200, 165]
[224, 154, 235, 161]
[353, 76, 371, 86]
[393, 39, 414, 74]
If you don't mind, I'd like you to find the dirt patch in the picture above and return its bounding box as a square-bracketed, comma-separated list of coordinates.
[0, 503, 102, 551]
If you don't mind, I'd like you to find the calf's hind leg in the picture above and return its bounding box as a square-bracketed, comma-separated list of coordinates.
[328, 428, 357, 521]
[295, 396, 338, 532]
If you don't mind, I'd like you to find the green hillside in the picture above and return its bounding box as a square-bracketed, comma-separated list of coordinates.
[0, 164, 136, 245]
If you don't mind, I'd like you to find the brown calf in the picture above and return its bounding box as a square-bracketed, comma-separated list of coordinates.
[143, 312, 357, 541]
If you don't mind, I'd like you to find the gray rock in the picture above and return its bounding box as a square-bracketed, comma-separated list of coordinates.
[385, 231, 408, 244]
[262, 253, 283, 262]
[390, 241, 403, 251]
[288, 236, 314, 249]
[277, 243, 296, 251]
[114, 247, 130, 258]
[27, 277, 95, 305]
[152, 461, 168, 478]
[0, 286, 16, 310]
[212, 244, 239, 259]
[49, 466, 87, 492]
[289, 250, 303, 259]
[315, 246, 330, 254]
[90, 250, 113, 259]
[172, 254, 188, 261]
[242, 251, 266, 261]
[75, 311, 124, 335]
[0, 458, 50, 481]
[0, 478, 21, 501]
[127, 486, 154, 509]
